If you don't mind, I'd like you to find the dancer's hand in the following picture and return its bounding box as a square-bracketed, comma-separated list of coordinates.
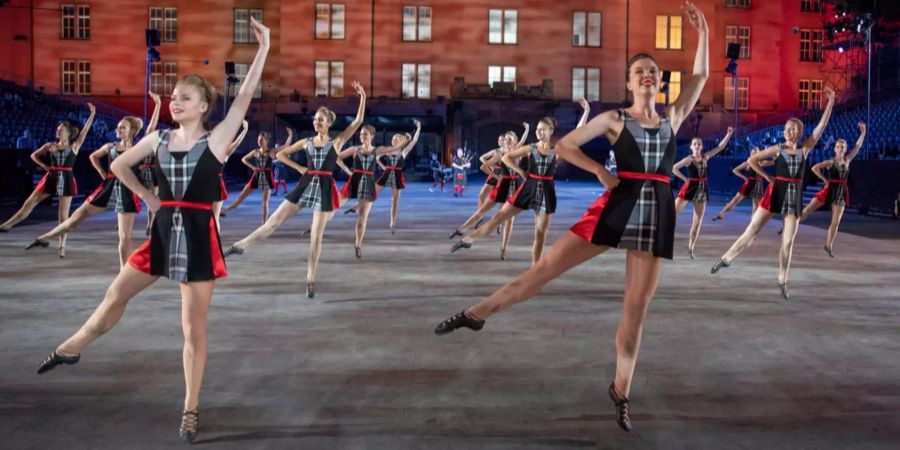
[858, 122, 866, 133]
[86, 102, 96, 113]
[578, 98, 589, 110]
[726, 126, 734, 135]
[352, 81, 366, 98]
[148, 91, 160, 103]
[250, 16, 270, 48]
[144, 195, 161, 214]
[597, 169, 619, 191]
[683, 1, 707, 34]
[824, 86, 835, 102]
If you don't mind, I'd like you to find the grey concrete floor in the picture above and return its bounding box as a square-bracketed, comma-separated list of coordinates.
[1, 181, 898, 449]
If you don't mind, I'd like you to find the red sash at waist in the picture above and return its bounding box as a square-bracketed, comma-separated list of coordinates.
[307, 170, 333, 176]
[48, 166, 73, 171]
[617, 171, 671, 184]
[254, 168, 274, 171]
[385, 166, 403, 171]
[160, 200, 213, 211]
[747, 176, 761, 181]
[828, 179, 848, 183]
[527, 174, 554, 181]
[775, 176, 802, 183]
[353, 169, 375, 175]
[140, 164, 158, 170]
[688, 177, 707, 181]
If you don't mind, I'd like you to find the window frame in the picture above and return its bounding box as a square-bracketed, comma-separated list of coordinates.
[402, 5, 433, 42]
[61, 4, 91, 40]
[488, 8, 517, 45]
[315, 60, 345, 98]
[234, 8, 264, 44]
[572, 11, 602, 48]
[572, 67, 601, 102]
[799, 29, 824, 62]
[725, 25, 751, 59]
[655, 15, 683, 50]
[315, 3, 346, 40]
[725, 0, 751, 8]
[401, 63, 432, 99]
[724, 76, 750, 111]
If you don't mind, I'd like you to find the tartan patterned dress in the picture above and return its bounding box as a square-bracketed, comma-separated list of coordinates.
[339, 149, 378, 201]
[508, 143, 557, 214]
[760, 145, 805, 217]
[245, 150, 275, 190]
[676, 158, 708, 203]
[35, 144, 78, 197]
[140, 154, 159, 188]
[86, 142, 142, 213]
[284, 140, 341, 211]
[376, 153, 407, 189]
[813, 159, 850, 206]
[570, 110, 678, 259]
[737, 165, 766, 200]
[488, 156, 520, 204]
[128, 130, 227, 282]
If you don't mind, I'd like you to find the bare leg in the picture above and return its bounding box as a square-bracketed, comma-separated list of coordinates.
[222, 185, 254, 215]
[390, 189, 401, 230]
[347, 185, 384, 213]
[500, 216, 515, 258]
[261, 188, 270, 223]
[688, 201, 706, 252]
[715, 193, 746, 219]
[799, 198, 825, 223]
[720, 207, 773, 263]
[467, 231, 609, 319]
[477, 183, 492, 210]
[778, 215, 800, 285]
[750, 198, 759, 216]
[306, 210, 329, 282]
[827, 205, 844, 250]
[36, 202, 105, 241]
[614, 250, 663, 397]
[116, 213, 135, 267]
[462, 203, 524, 245]
[0, 190, 50, 230]
[212, 201, 223, 230]
[674, 198, 690, 215]
[180, 280, 214, 411]
[145, 186, 158, 235]
[57, 196, 73, 253]
[531, 212, 552, 265]
[356, 201, 373, 248]
[457, 199, 498, 232]
[231, 200, 302, 250]
[56, 264, 160, 355]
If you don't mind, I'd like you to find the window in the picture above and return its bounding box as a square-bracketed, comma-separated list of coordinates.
[315, 61, 344, 97]
[572, 68, 600, 102]
[488, 65, 516, 87]
[61, 60, 90, 95]
[655, 16, 682, 50]
[799, 79, 823, 109]
[801, 0, 823, 12]
[149, 7, 178, 42]
[725, 76, 749, 110]
[573, 12, 601, 47]
[235, 9, 264, 43]
[403, 6, 432, 42]
[402, 64, 431, 98]
[61, 5, 90, 40]
[489, 9, 517, 44]
[656, 71, 682, 104]
[316, 3, 345, 39]
[725, 25, 751, 59]
[150, 61, 179, 95]
[234, 63, 263, 99]
[725, 0, 751, 7]
[800, 29, 824, 62]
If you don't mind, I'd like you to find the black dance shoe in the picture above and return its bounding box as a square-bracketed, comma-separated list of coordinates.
[355, 246, 362, 259]
[179, 409, 199, 444]
[223, 245, 244, 258]
[0, 228, 9, 233]
[824, 246, 835, 258]
[307, 282, 315, 298]
[434, 310, 485, 335]
[710, 259, 731, 274]
[448, 229, 463, 240]
[36, 350, 80, 374]
[301, 228, 312, 237]
[500, 247, 508, 261]
[474, 218, 484, 229]
[778, 283, 790, 300]
[608, 383, 632, 432]
[688, 247, 695, 260]
[450, 240, 472, 254]
[25, 239, 50, 250]
[344, 208, 356, 215]
[390, 224, 396, 235]
[712, 214, 722, 222]
[777, 227, 784, 235]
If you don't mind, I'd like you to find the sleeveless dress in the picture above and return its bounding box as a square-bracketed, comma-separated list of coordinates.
[488, 156, 520, 204]
[483, 157, 502, 187]
[760, 145, 805, 217]
[676, 158, 708, 203]
[35, 144, 78, 197]
[284, 140, 341, 211]
[376, 153, 407, 189]
[86, 142, 142, 213]
[738, 166, 766, 200]
[571, 110, 677, 259]
[813, 159, 850, 206]
[339, 149, 378, 201]
[128, 130, 227, 282]
[140, 154, 159, 188]
[245, 150, 275, 190]
[508, 143, 556, 214]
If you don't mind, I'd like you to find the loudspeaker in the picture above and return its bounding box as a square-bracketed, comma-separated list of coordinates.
[726, 42, 741, 59]
[145, 29, 160, 47]
[225, 61, 235, 76]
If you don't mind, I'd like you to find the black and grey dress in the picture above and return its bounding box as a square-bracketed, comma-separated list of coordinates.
[35, 144, 78, 196]
[508, 143, 556, 214]
[245, 150, 275, 190]
[738, 166, 766, 200]
[376, 153, 407, 189]
[488, 158, 520, 204]
[284, 140, 341, 211]
[813, 159, 849, 206]
[87, 142, 142, 213]
[128, 130, 227, 282]
[676, 158, 708, 203]
[339, 149, 377, 201]
[571, 110, 677, 259]
[140, 155, 159, 188]
[760, 145, 805, 217]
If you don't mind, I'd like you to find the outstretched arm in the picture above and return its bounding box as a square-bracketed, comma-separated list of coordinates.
[226, 120, 250, 156]
[846, 122, 867, 163]
[576, 98, 590, 129]
[73, 102, 96, 153]
[400, 120, 422, 157]
[333, 82, 367, 151]
[145, 91, 162, 135]
[703, 126, 734, 159]
[802, 87, 836, 154]
[208, 16, 269, 161]
[666, 1, 708, 133]
[555, 109, 622, 190]
[89, 143, 113, 178]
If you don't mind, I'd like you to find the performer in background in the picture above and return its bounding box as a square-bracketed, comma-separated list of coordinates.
[452, 148, 471, 197]
[711, 146, 774, 221]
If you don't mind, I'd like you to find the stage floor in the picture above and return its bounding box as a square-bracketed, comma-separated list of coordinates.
[1, 181, 899, 449]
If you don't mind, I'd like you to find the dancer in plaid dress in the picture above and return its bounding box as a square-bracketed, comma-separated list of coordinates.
[672, 127, 733, 258]
[223, 83, 366, 298]
[34, 17, 271, 444]
[800, 122, 866, 257]
[475, 129, 525, 210]
[140, 92, 163, 236]
[0, 102, 96, 256]
[712, 87, 836, 299]
[711, 146, 774, 221]
[337, 124, 411, 258]
[27, 113, 161, 266]
[435, 2, 710, 432]
[345, 121, 421, 234]
[221, 128, 294, 223]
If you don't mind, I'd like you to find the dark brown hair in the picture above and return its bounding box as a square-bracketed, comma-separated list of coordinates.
[58, 121, 79, 144]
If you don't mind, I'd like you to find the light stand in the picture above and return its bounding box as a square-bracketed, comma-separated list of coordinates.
[725, 59, 738, 153]
[143, 29, 161, 127]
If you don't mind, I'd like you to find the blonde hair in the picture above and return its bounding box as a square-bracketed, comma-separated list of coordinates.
[316, 106, 337, 124]
[177, 74, 218, 121]
[835, 138, 848, 148]
[786, 117, 805, 142]
[121, 116, 144, 139]
[504, 131, 518, 144]
[539, 116, 557, 131]
[361, 124, 376, 135]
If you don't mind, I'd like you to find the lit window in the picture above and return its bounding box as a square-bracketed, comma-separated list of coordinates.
[725, 25, 751, 59]
[316, 3, 345, 40]
[488, 65, 516, 87]
[403, 6, 432, 42]
[402, 64, 431, 98]
[151, 61, 179, 95]
[725, 76, 749, 110]
[235, 9, 264, 43]
[315, 61, 344, 97]
[234, 63, 263, 99]
[573, 12, 601, 47]
[800, 29, 824, 62]
[655, 15, 682, 50]
[656, 72, 682, 104]
[798, 79, 823, 109]
[572, 67, 600, 102]
[489, 9, 516, 44]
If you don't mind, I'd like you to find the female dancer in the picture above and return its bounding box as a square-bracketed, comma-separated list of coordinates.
[337, 122, 414, 258]
[672, 126, 733, 258]
[26, 108, 163, 266]
[799, 121, 866, 257]
[271, 129, 291, 195]
[141, 92, 163, 236]
[450, 98, 590, 265]
[0, 103, 96, 252]
[711, 87, 836, 299]
[451, 148, 471, 197]
[428, 152, 447, 192]
[212, 120, 249, 224]
[222, 82, 366, 298]
[34, 17, 269, 444]
[711, 146, 774, 221]
[434, 3, 709, 433]
[221, 127, 294, 222]
[476, 124, 529, 209]
[344, 121, 422, 234]
[449, 129, 526, 260]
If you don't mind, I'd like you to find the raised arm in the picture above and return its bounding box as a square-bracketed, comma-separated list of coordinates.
[333, 82, 367, 151]
[811, 160, 831, 183]
[145, 91, 162, 135]
[666, 1, 708, 133]
[208, 16, 269, 161]
[89, 143, 113, 178]
[517, 122, 530, 147]
[576, 98, 591, 129]
[111, 131, 162, 211]
[846, 122, 867, 163]
[226, 120, 250, 156]
[555, 109, 622, 190]
[802, 87, 836, 154]
[748, 144, 781, 182]
[501, 145, 535, 179]
[72, 102, 96, 153]
[703, 126, 734, 159]
[672, 156, 691, 184]
[400, 120, 422, 157]
[30, 143, 52, 171]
